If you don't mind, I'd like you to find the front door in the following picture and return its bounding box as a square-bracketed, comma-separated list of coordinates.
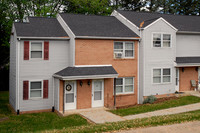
[175, 68, 179, 91]
[65, 81, 77, 110]
[92, 80, 104, 108]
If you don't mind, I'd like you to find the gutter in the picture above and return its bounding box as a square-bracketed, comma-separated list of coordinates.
[75, 36, 140, 40]
[17, 36, 70, 40]
[177, 31, 200, 35]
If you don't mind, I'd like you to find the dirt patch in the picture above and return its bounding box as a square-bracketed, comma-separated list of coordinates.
[0, 117, 9, 122]
[116, 96, 180, 109]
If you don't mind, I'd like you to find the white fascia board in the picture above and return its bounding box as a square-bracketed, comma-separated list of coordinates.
[175, 63, 200, 67]
[111, 10, 139, 30]
[17, 36, 70, 40]
[75, 36, 140, 40]
[144, 17, 178, 32]
[75, 64, 112, 67]
[53, 74, 118, 80]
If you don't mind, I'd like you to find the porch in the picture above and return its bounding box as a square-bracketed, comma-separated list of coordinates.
[53, 65, 118, 114]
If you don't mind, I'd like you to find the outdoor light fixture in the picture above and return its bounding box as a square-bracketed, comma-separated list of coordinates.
[88, 80, 91, 85]
[80, 81, 83, 86]
[196, 67, 198, 71]
[182, 68, 184, 72]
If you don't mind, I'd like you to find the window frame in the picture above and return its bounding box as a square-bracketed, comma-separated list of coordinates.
[115, 77, 134, 95]
[30, 41, 44, 60]
[114, 41, 135, 59]
[152, 33, 172, 48]
[152, 68, 172, 84]
[29, 80, 43, 99]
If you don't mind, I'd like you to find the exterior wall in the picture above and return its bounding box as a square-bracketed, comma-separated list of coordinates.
[54, 78, 59, 111]
[179, 67, 198, 91]
[176, 34, 200, 57]
[77, 80, 92, 109]
[142, 19, 177, 96]
[19, 40, 70, 111]
[104, 78, 114, 108]
[75, 39, 138, 108]
[9, 25, 17, 111]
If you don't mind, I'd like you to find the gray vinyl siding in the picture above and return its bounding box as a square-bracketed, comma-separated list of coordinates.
[176, 34, 200, 57]
[19, 40, 70, 111]
[143, 19, 176, 96]
[112, 11, 139, 36]
[54, 78, 59, 111]
[9, 26, 17, 111]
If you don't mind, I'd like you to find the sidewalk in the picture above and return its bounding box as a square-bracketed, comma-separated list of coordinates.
[80, 102, 200, 124]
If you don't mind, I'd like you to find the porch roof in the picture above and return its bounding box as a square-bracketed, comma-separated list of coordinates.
[175, 57, 200, 67]
[53, 65, 118, 80]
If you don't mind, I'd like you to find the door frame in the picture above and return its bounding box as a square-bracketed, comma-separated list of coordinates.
[175, 68, 179, 92]
[64, 80, 77, 110]
[91, 79, 104, 108]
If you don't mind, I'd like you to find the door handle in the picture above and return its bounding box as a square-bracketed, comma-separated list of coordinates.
[92, 94, 93, 97]
[75, 95, 76, 98]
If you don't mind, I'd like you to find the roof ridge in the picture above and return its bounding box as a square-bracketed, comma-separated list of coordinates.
[59, 13, 113, 18]
[117, 10, 200, 18]
[28, 16, 56, 19]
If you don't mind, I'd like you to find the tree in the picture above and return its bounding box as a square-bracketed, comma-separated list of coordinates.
[115, 0, 146, 11]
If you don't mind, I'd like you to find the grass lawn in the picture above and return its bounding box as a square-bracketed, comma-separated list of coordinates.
[110, 96, 200, 116]
[51, 109, 200, 133]
[0, 91, 88, 133]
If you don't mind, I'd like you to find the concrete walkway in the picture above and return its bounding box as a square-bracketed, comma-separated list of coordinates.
[116, 121, 200, 133]
[80, 102, 200, 124]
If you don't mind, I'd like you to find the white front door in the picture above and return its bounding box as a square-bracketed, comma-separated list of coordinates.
[65, 81, 77, 110]
[175, 68, 179, 91]
[92, 80, 104, 108]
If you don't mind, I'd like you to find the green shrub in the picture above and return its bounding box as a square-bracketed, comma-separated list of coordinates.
[143, 95, 157, 104]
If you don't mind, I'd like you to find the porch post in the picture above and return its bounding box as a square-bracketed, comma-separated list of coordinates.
[63, 80, 65, 114]
[114, 78, 116, 109]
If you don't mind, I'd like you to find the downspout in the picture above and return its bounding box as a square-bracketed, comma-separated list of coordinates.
[63, 81, 65, 114]
[17, 38, 20, 115]
[52, 77, 55, 112]
[114, 78, 116, 109]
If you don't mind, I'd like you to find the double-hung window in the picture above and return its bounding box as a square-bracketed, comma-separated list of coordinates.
[116, 77, 134, 94]
[153, 68, 171, 84]
[153, 33, 171, 47]
[31, 42, 43, 58]
[114, 42, 134, 58]
[30, 81, 43, 98]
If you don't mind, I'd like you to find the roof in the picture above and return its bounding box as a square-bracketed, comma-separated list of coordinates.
[14, 17, 68, 37]
[117, 10, 200, 32]
[55, 66, 118, 77]
[59, 13, 139, 38]
[176, 57, 200, 64]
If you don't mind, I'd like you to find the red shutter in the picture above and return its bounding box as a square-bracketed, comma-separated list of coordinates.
[43, 80, 48, 99]
[44, 41, 49, 60]
[24, 41, 29, 60]
[23, 81, 29, 100]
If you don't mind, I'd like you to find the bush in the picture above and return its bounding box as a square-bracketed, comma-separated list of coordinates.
[143, 95, 157, 104]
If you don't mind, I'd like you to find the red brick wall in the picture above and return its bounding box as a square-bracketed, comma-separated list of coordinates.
[77, 80, 92, 109]
[75, 39, 138, 108]
[179, 67, 198, 91]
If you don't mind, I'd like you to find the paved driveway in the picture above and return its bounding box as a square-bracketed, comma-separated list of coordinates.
[117, 121, 200, 133]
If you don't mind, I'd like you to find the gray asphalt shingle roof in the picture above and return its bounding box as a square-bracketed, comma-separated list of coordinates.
[14, 17, 68, 37]
[55, 66, 118, 77]
[59, 13, 139, 37]
[176, 57, 200, 64]
[117, 10, 200, 32]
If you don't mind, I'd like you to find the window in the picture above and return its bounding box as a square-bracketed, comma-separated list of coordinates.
[30, 81, 42, 98]
[31, 42, 43, 58]
[153, 68, 171, 84]
[114, 42, 134, 58]
[116, 77, 134, 94]
[153, 33, 171, 47]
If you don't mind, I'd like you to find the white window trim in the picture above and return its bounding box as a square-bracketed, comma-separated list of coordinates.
[29, 80, 43, 99]
[29, 41, 44, 60]
[152, 67, 172, 85]
[152, 33, 172, 48]
[114, 41, 135, 59]
[115, 77, 134, 95]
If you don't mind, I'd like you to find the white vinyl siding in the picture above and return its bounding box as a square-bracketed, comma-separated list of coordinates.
[116, 77, 134, 94]
[153, 33, 171, 48]
[153, 68, 171, 84]
[114, 42, 134, 58]
[30, 42, 43, 58]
